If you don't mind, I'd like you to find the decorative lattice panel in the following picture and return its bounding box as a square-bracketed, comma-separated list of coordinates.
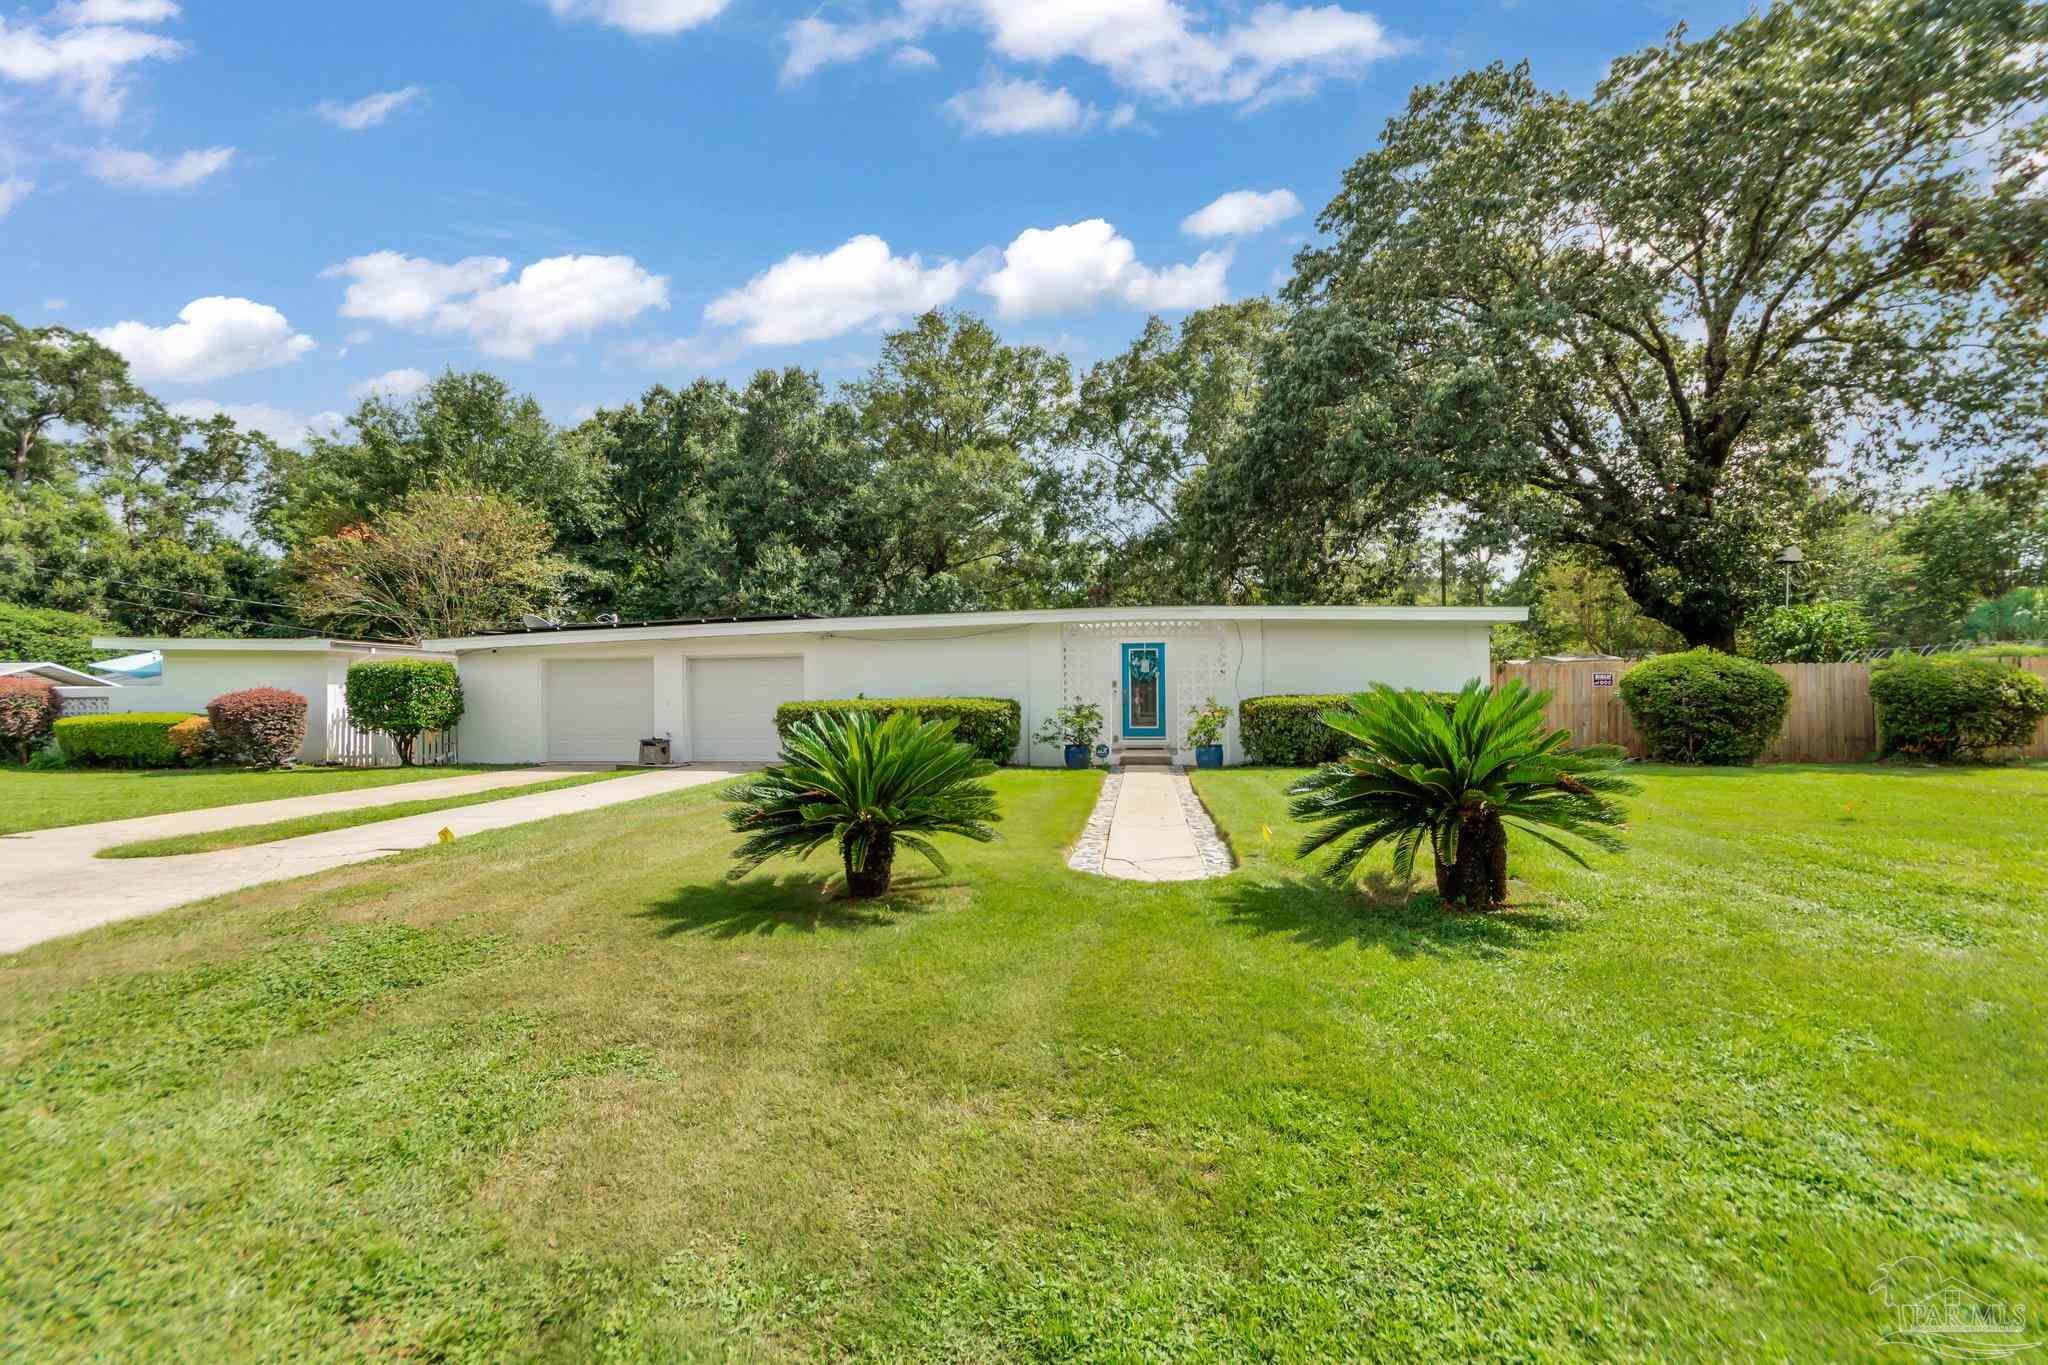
[1063, 621, 1233, 753]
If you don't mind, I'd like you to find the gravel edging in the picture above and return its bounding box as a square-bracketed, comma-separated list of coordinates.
[1172, 769, 1236, 877]
[1066, 768, 1123, 874]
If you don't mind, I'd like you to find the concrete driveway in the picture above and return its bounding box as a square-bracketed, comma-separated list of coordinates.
[0, 766, 748, 954]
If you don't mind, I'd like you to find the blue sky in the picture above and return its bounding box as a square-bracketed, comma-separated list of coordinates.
[2, 0, 1749, 445]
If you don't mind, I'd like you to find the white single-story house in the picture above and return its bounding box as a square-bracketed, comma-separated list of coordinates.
[422, 605, 1527, 767]
[77, 637, 455, 763]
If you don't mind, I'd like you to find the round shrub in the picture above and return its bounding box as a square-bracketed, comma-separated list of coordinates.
[775, 698, 1020, 764]
[347, 659, 465, 766]
[207, 687, 308, 768]
[1869, 655, 2048, 761]
[167, 715, 217, 765]
[53, 713, 199, 767]
[1617, 649, 1790, 765]
[1241, 693, 1456, 765]
[0, 676, 60, 763]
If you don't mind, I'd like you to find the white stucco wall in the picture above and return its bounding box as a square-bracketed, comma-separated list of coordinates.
[449, 616, 1498, 767]
[89, 645, 453, 762]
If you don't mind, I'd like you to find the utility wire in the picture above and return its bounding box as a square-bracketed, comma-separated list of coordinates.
[99, 597, 321, 637]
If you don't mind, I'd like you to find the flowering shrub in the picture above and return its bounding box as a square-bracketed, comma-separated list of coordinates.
[0, 676, 60, 764]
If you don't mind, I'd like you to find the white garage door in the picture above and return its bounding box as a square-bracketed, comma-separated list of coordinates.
[691, 657, 803, 761]
[545, 659, 653, 762]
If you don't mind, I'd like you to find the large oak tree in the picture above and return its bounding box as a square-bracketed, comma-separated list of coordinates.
[1212, 0, 2048, 646]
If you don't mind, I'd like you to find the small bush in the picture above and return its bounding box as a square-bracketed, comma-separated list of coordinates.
[346, 659, 464, 765]
[54, 713, 199, 767]
[1743, 600, 1874, 663]
[776, 697, 1020, 764]
[167, 715, 217, 765]
[0, 676, 60, 763]
[1241, 692, 1456, 765]
[1869, 655, 2048, 761]
[1617, 649, 1790, 764]
[207, 688, 309, 768]
[25, 744, 68, 771]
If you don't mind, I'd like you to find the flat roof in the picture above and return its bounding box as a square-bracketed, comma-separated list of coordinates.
[424, 604, 1527, 653]
[0, 661, 112, 687]
[92, 637, 453, 657]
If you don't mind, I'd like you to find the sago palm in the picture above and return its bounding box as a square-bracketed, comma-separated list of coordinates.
[1287, 680, 1637, 911]
[724, 709, 1001, 898]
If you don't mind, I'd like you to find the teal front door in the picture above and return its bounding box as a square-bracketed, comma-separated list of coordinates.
[1120, 642, 1166, 738]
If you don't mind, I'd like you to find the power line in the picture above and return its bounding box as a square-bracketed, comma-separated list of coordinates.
[99, 597, 321, 637]
[99, 575, 299, 613]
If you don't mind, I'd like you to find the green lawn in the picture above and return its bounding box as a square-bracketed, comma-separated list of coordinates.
[95, 770, 631, 858]
[0, 764, 509, 834]
[2, 763, 2044, 1359]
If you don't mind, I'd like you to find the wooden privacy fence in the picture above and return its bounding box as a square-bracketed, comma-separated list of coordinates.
[1495, 657, 2048, 763]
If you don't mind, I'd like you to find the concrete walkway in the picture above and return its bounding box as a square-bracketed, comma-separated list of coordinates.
[0, 766, 748, 954]
[1068, 767, 1234, 882]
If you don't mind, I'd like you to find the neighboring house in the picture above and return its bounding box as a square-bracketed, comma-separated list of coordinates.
[79, 638, 456, 763]
[0, 662, 115, 688]
[423, 605, 1526, 767]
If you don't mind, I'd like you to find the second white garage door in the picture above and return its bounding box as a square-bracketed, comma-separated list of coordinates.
[691, 657, 803, 761]
[545, 658, 653, 762]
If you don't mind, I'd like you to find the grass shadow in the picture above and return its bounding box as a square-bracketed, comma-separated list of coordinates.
[1218, 873, 1575, 960]
[632, 871, 941, 940]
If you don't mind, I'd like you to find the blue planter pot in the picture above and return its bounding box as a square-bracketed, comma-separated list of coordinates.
[1064, 744, 1090, 769]
[1195, 744, 1224, 769]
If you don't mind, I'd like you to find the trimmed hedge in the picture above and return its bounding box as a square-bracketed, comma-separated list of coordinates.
[775, 697, 1021, 764]
[1241, 692, 1456, 766]
[1870, 655, 2048, 761]
[347, 659, 464, 766]
[54, 713, 199, 767]
[1617, 649, 1790, 765]
[208, 687, 309, 768]
[0, 676, 60, 763]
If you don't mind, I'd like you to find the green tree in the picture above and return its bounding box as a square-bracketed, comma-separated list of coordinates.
[286, 488, 569, 642]
[847, 311, 1086, 609]
[0, 316, 148, 492]
[1230, 0, 2048, 647]
[262, 371, 603, 552]
[1070, 301, 1280, 602]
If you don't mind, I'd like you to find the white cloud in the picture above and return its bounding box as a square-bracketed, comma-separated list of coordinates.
[51, 1, 180, 21]
[325, 250, 512, 326]
[890, 44, 938, 69]
[85, 145, 233, 189]
[705, 234, 973, 345]
[169, 399, 343, 449]
[1181, 187, 1303, 237]
[782, 14, 919, 82]
[0, 176, 31, 216]
[545, 0, 729, 36]
[0, 12, 183, 122]
[1107, 102, 1138, 129]
[328, 251, 668, 358]
[44, 298, 67, 311]
[317, 85, 423, 131]
[945, 75, 1091, 135]
[351, 367, 430, 399]
[343, 329, 372, 345]
[781, 0, 1407, 110]
[93, 297, 316, 384]
[436, 255, 670, 358]
[980, 218, 1229, 318]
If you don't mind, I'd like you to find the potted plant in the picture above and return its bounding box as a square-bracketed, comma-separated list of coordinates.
[1035, 700, 1105, 769]
[1187, 697, 1228, 768]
